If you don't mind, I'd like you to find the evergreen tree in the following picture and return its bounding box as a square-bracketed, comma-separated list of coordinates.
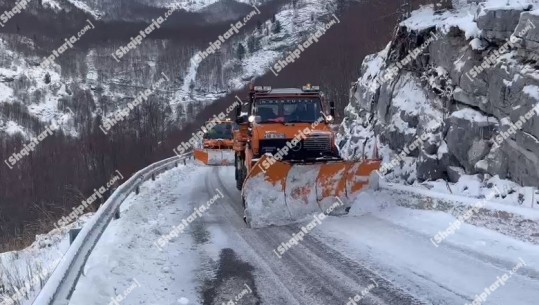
[272, 20, 282, 34]
[247, 36, 259, 54]
[236, 43, 246, 60]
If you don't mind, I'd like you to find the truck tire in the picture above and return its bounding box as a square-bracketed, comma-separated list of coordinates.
[234, 155, 238, 180]
[236, 157, 245, 190]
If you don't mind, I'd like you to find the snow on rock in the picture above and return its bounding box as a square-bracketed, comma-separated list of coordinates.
[340, 0, 539, 209]
[523, 85, 539, 100]
[42, 0, 63, 12]
[422, 174, 539, 209]
[477, 0, 538, 17]
[401, 5, 480, 39]
[67, 0, 104, 19]
[451, 108, 495, 123]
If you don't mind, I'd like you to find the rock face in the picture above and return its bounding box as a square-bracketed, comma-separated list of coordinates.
[476, 7, 525, 41]
[339, 2, 539, 187]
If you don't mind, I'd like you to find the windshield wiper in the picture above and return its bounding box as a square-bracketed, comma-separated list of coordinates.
[285, 120, 315, 124]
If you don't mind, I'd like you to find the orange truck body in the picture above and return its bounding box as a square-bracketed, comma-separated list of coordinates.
[232, 85, 381, 227]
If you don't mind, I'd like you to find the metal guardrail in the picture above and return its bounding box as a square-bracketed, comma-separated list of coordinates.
[33, 153, 193, 305]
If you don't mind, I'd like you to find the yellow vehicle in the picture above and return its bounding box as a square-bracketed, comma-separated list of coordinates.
[234, 85, 381, 228]
[194, 120, 236, 166]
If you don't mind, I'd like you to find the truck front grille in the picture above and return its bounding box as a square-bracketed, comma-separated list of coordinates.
[303, 135, 331, 152]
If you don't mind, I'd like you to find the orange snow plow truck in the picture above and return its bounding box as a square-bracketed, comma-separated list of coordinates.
[194, 119, 236, 166]
[234, 85, 382, 228]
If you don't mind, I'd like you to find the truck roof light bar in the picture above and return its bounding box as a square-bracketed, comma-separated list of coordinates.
[302, 84, 320, 92]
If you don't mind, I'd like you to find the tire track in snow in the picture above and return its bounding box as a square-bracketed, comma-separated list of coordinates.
[202, 166, 424, 305]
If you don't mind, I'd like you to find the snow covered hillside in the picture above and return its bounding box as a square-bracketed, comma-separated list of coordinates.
[0, 0, 339, 138]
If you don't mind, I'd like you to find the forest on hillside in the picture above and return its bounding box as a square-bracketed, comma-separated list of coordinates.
[0, 0, 435, 251]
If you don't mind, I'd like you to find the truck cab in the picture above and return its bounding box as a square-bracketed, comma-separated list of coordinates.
[233, 85, 339, 189]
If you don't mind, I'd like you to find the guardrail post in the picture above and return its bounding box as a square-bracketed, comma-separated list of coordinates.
[69, 229, 82, 245]
[32, 156, 185, 305]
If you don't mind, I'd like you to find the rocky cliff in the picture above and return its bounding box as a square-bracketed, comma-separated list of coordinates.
[340, 0, 539, 188]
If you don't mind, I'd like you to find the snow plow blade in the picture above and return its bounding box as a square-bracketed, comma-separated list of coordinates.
[242, 155, 382, 228]
[194, 149, 234, 166]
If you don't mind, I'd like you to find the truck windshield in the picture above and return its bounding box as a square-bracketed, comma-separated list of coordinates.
[204, 123, 234, 139]
[254, 99, 322, 123]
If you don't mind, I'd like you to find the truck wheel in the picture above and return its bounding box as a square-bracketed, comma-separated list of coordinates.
[242, 195, 250, 227]
[234, 156, 238, 180]
[236, 158, 245, 191]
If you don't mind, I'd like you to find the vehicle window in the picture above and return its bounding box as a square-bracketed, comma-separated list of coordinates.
[204, 124, 234, 139]
[254, 99, 322, 123]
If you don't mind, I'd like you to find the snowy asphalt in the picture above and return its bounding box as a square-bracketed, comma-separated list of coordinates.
[69, 164, 539, 305]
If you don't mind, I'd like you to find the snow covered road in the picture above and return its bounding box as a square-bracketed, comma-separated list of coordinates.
[68, 164, 539, 305]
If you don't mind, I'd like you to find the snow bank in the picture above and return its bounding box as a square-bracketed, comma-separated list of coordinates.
[69, 164, 203, 305]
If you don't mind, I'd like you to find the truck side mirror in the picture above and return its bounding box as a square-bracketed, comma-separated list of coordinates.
[329, 101, 336, 117]
[236, 114, 248, 124]
[235, 104, 242, 119]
